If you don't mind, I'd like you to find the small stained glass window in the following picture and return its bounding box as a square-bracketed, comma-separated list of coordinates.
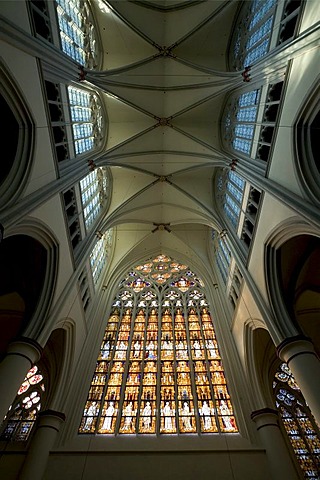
[0, 366, 45, 442]
[274, 363, 320, 479]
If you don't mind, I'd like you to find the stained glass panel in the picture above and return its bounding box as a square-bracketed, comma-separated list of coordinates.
[0, 366, 45, 441]
[79, 258, 238, 436]
[274, 363, 320, 478]
[56, 0, 96, 67]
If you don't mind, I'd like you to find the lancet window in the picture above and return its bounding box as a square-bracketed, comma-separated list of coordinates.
[274, 363, 320, 479]
[79, 255, 238, 435]
[0, 366, 45, 442]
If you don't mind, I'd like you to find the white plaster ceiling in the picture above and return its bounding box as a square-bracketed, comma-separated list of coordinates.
[88, 0, 241, 274]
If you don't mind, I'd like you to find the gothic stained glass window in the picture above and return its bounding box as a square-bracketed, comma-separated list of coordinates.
[224, 89, 260, 158]
[67, 86, 104, 155]
[215, 237, 232, 285]
[55, 0, 97, 68]
[274, 363, 320, 479]
[230, 0, 277, 70]
[80, 168, 109, 230]
[222, 171, 246, 230]
[79, 255, 238, 435]
[0, 366, 45, 442]
[90, 229, 113, 285]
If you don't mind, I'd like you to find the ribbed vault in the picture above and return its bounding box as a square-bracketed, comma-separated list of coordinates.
[86, 0, 240, 271]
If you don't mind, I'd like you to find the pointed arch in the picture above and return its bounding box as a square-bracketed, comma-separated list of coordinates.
[79, 255, 238, 435]
[264, 217, 320, 342]
[0, 60, 35, 209]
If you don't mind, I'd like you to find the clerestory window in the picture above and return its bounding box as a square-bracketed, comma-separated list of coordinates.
[224, 90, 260, 157]
[67, 86, 104, 156]
[80, 168, 109, 231]
[55, 0, 97, 68]
[90, 229, 113, 286]
[230, 0, 277, 70]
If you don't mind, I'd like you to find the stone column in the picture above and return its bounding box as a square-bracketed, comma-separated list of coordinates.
[251, 408, 299, 480]
[0, 338, 42, 422]
[277, 335, 320, 425]
[18, 410, 66, 480]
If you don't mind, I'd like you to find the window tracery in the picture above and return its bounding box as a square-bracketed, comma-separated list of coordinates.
[79, 256, 238, 435]
[274, 363, 320, 478]
[0, 366, 45, 442]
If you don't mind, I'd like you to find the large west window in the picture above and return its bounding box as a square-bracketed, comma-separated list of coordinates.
[79, 255, 238, 435]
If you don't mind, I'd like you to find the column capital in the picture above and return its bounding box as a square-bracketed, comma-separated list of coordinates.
[251, 408, 279, 430]
[277, 335, 316, 364]
[6, 337, 43, 366]
[251, 407, 278, 420]
[38, 410, 66, 431]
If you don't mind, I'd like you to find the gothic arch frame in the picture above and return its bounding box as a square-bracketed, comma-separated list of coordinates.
[294, 75, 320, 206]
[244, 321, 278, 410]
[41, 322, 75, 413]
[82, 251, 250, 437]
[0, 58, 35, 209]
[264, 216, 320, 342]
[5, 217, 59, 342]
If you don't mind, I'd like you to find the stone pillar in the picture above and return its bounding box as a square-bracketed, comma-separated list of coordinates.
[0, 338, 42, 422]
[277, 335, 320, 425]
[251, 408, 299, 480]
[18, 410, 66, 480]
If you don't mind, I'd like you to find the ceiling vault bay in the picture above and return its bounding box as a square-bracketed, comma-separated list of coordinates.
[87, 0, 240, 274]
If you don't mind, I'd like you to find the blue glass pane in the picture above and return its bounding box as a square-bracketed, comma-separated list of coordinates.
[225, 195, 240, 216]
[244, 39, 269, 66]
[238, 90, 259, 107]
[246, 17, 273, 50]
[228, 172, 245, 190]
[236, 107, 257, 122]
[234, 124, 254, 140]
[56, 1, 86, 65]
[227, 183, 243, 203]
[249, 0, 276, 30]
[232, 138, 252, 154]
[224, 205, 238, 227]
